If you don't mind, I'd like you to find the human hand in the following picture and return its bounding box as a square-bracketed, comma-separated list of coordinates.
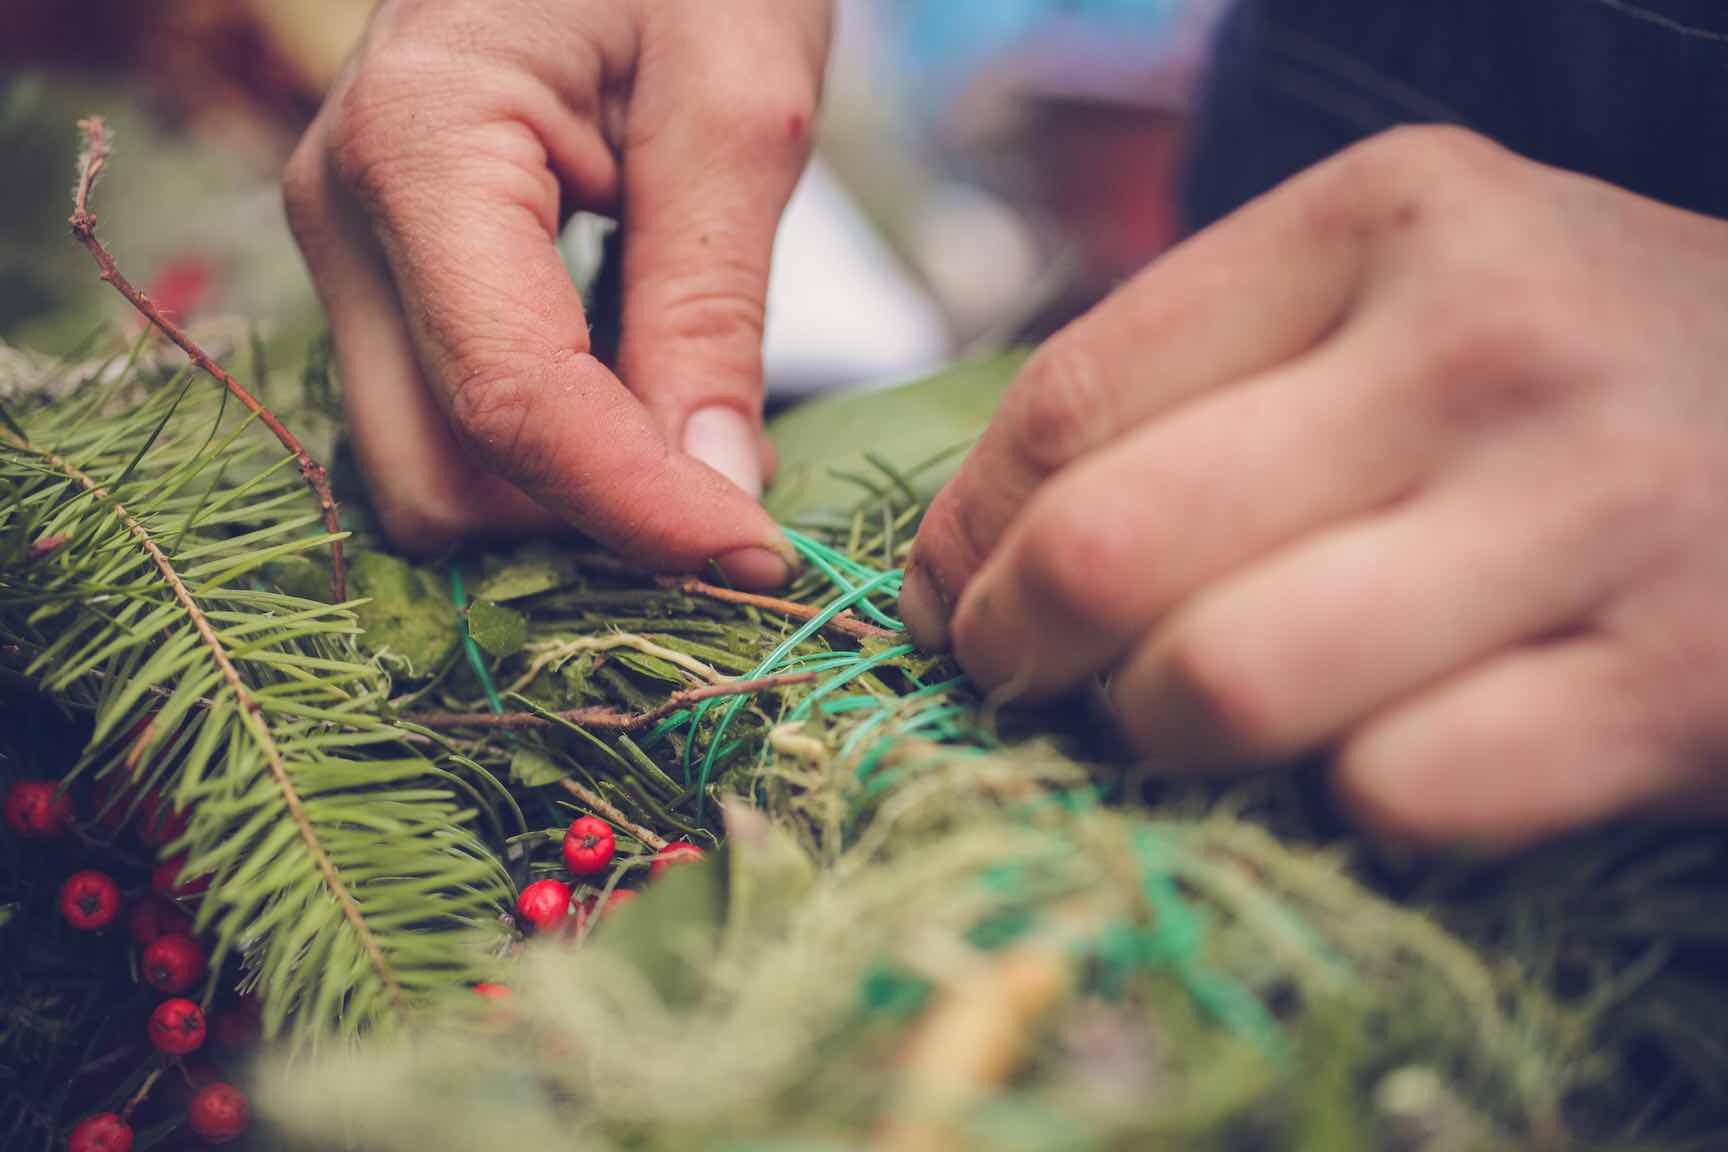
[902, 126, 1728, 846]
[284, 0, 832, 586]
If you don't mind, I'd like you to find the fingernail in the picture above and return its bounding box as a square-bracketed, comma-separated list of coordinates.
[898, 561, 951, 651]
[714, 546, 789, 590]
[684, 405, 762, 499]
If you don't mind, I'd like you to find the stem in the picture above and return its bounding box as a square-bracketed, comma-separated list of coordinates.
[120, 1066, 162, 1122]
[13, 434, 403, 1011]
[69, 116, 347, 601]
[667, 577, 899, 642]
[557, 778, 668, 852]
[409, 670, 820, 732]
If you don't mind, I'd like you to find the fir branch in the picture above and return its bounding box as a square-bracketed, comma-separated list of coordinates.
[5, 430, 403, 1012]
[2, 376, 507, 1041]
[408, 670, 822, 732]
[68, 116, 347, 601]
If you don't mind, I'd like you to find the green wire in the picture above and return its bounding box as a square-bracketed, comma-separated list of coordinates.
[686, 570, 902, 820]
[450, 567, 505, 716]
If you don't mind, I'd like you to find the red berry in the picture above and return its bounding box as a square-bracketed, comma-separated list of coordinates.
[649, 841, 705, 879]
[6, 780, 73, 839]
[515, 878, 573, 933]
[603, 889, 637, 914]
[562, 816, 615, 876]
[151, 856, 210, 902]
[59, 871, 122, 931]
[67, 1113, 132, 1152]
[141, 933, 207, 994]
[137, 792, 189, 848]
[128, 897, 192, 947]
[147, 997, 206, 1056]
[186, 1082, 249, 1144]
[472, 982, 512, 1000]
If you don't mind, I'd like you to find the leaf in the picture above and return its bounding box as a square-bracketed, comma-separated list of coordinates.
[466, 599, 526, 659]
[721, 801, 815, 949]
[266, 554, 332, 602]
[348, 552, 460, 677]
[585, 850, 725, 1008]
[765, 350, 1029, 519]
[508, 745, 567, 789]
[476, 548, 572, 602]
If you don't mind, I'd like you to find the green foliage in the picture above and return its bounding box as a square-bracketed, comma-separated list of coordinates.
[348, 551, 461, 677]
[5, 339, 1727, 1150]
[0, 351, 509, 1043]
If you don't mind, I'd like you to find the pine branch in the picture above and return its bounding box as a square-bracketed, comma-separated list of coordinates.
[2, 376, 508, 1041]
[4, 430, 404, 1013]
[408, 670, 822, 732]
[68, 116, 347, 601]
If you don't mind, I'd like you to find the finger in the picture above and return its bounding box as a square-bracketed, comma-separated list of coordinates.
[949, 321, 1438, 697]
[332, 96, 792, 583]
[1105, 430, 1662, 768]
[615, 5, 829, 498]
[1334, 639, 1679, 848]
[284, 120, 559, 551]
[903, 148, 1391, 647]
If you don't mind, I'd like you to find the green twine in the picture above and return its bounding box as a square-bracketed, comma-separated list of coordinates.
[685, 569, 902, 820]
[451, 567, 504, 716]
[1099, 826, 1280, 1054]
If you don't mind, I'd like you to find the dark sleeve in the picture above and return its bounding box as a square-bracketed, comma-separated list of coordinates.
[1182, 0, 1728, 235]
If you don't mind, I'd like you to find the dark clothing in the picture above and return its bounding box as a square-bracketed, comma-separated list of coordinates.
[1185, 0, 1728, 231]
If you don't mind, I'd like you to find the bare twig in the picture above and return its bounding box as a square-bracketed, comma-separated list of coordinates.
[408, 670, 821, 732]
[557, 778, 668, 852]
[68, 116, 347, 601]
[666, 577, 899, 642]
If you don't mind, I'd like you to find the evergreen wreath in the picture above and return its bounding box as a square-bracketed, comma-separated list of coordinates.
[3, 119, 1726, 1152]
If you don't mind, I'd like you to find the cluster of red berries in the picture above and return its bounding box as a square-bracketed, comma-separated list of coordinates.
[510, 815, 706, 937]
[5, 778, 251, 1150]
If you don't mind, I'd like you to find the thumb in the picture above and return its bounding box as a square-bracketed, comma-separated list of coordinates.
[615, 12, 826, 499]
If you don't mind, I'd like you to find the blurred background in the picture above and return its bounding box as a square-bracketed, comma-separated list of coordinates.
[0, 0, 1227, 396]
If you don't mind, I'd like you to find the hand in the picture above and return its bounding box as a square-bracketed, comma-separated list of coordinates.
[284, 0, 832, 585]
[902, 125, 1728, 847]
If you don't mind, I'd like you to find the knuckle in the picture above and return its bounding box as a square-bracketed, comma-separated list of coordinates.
[445, 357, 547, 479]
[713, 79, 820, 160]
[326, 67, 434, 207]
[1314, 125, 1511, 241]
[654, 278, 766, 352]
[280, 144, 325, 242]
[1346, 123, 1511, 195]
[1409, 280, 1606, 429]
[998, 337, 1113, 479]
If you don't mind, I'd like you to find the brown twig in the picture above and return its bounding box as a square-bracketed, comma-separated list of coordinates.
[408, 669, 821, 732]
[666, 577, 899, 642]
[68, 116, 347, 601]
[557, 778, 669, 852]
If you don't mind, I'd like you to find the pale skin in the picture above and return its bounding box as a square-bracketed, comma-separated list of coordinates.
[289, 0, 1728, 848]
